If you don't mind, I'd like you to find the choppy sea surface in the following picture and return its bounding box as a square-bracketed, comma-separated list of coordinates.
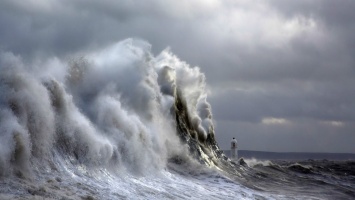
[1, 157, 354, 199]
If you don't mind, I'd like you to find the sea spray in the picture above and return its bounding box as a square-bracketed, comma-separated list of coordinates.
[0, 53, 56, 177]
[0, 39, 221, 177]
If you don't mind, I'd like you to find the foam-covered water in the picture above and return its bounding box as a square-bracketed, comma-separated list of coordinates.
[0, 39, 354, 199]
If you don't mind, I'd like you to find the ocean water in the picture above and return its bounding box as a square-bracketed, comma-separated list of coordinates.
[0, 39, 354, 199]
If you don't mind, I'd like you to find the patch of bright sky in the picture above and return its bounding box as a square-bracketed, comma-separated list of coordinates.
[321, 120, 344, 127]
[262, 117, 289, 125]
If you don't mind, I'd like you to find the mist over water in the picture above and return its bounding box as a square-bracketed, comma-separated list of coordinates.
[0, 39, 354, 199]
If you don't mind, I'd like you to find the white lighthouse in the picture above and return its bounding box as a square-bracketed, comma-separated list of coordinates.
[231, 137, 238, 160]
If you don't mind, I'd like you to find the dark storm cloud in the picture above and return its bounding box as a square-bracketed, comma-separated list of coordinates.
[0, 1, 98, 57]
[0, 0, 354, 152]
[209, 82, 355, 123]
[0, 0, 220, 59]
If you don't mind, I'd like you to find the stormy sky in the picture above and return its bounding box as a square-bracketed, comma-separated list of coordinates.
[1, 0, 354, 153]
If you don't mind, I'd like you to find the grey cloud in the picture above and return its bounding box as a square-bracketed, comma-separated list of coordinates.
[267, 0, 355, 26]
[266, 0, 355, 58]
[0, 0, 219, 59]
[209, 80, 355, 122]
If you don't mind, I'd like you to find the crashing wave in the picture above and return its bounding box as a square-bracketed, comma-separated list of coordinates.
[0, 39, 229, 179]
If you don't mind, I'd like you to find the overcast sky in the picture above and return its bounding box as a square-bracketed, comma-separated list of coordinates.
[1, 0, 354, 153]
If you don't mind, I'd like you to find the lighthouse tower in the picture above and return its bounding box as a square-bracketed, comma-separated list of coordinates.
[231, 137, 238, 160]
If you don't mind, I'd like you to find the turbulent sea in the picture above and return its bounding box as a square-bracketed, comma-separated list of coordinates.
[0, 39, 354, 199]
